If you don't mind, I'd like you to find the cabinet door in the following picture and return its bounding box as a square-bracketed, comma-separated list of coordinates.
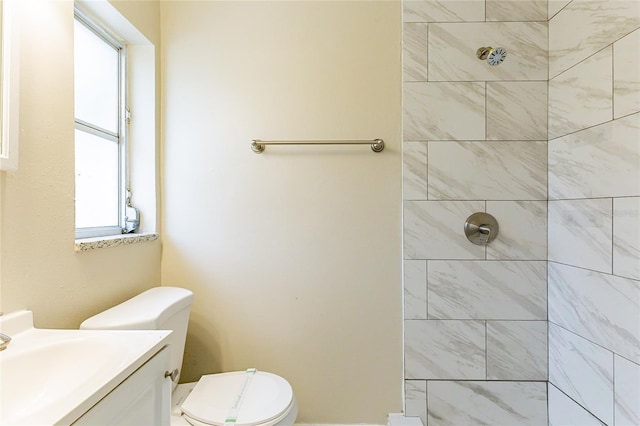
[73, 347, 171, 425]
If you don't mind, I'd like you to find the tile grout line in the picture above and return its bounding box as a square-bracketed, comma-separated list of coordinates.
[612, 355, 616, 425]
[405, 319, 548, 322]
[610, 33, 615, 283]
[549, 110, 639, 142]
[425, 259, 429, 322]
[548, 321, 640, 368]
[548, 382, 609, 425]
[484, 82, 488, 141]
[612, 40, 616, 120]
[549, 195, 639, 202]
[549, 29, 636, 81]
[425, 380, 428, 426]
[411, 378, 549, 383]
[545, 31, 550, 397]
[611, 198, 615, 275]
[485, 320, 488, 380]
[425, 141, 429, 202]
[548, 259, 638, 282]
[425, 23, 429, 83]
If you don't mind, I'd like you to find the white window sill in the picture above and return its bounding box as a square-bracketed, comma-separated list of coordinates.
[75, 232, 159, 253]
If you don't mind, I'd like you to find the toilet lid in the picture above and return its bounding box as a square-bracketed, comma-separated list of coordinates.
[181, 370, 294, 426]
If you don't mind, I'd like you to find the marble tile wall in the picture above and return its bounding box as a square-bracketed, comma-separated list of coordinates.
[548, 1, 640, 425]
[427, 381, 547, 426]
[549, 323, 615, 425]
[427, 260, 547, 320]
[549, 384, 606, 426]
[428, 22, 547, 81]
[615, 355, 640, 425]
[402, 1, 549, 424]
[548, 114, 640, 199]
[548, 0, 640, 78]
[427, 141, 547, 200]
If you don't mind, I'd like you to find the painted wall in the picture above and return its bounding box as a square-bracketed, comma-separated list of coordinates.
[160, 1, 403, 423]
[402, 1, 549, 424]
[547, 1, 640, 425]
[0, 0, 162, 328]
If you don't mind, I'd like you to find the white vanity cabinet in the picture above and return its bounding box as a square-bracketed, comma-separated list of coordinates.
[73, 347, 171, 425]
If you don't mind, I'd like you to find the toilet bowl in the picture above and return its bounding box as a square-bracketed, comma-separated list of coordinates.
[171, 371, 297, 426]
[80, 287, 297, 426]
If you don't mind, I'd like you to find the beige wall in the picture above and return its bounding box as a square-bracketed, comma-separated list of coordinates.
[0, 0, 162, 328]
[160, 1, 403, 422]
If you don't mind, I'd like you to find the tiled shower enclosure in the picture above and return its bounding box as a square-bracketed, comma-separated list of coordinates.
[401, 0, 639, 425]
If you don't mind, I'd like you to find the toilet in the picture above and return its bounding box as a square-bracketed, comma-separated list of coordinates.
[80, 287, 297, 426]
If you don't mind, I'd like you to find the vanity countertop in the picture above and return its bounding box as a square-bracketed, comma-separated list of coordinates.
[0, 310, 171, 425]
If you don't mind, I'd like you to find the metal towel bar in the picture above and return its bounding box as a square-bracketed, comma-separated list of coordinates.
[251, 139, 385, 153]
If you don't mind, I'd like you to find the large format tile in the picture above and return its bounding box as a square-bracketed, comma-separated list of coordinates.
[614, 28, 640, 119]
[428, 261, 547, 320]
[487, 321, 547, 380]
[403, 82, 485, 141]
[428, 22, 547, 81]
[427, 381, 547, 426]
[549, 113, 640, 199]
[404, 260, 427, 320]
[403, 0, 485, 23]
[487, 82, 547, 141]
[548, 1, 572, 19]
[549, 263, 640, 364]
[548, 199, 613, 273]
[614, 197, 640, 280]
[549, 323, 614, 425]
[615, 355, 640, 426]
[486, 201, 547, 260]
[486, 0, 547, 22]
[549, 46, 613, 139]
[403, 142, 429, 201]
[404, 201, 485, 260]
[549, 0, 640, 78]
[404, 319, 485, 379]
[405, 380, 427, 426]
[428, 141, 547, 200]
[549, 384, 605, 426]
[403, 24, 428, 82]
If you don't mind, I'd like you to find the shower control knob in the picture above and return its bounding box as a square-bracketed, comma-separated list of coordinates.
[464, 212, 499, 245]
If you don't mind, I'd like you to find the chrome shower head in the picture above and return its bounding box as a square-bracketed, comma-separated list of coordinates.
[476, 46, 507, 66]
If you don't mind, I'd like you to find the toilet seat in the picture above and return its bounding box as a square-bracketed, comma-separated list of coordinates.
[180, 371, 294, 426]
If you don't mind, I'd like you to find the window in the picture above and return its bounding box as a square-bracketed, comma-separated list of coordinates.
[74, 8, 138, 239]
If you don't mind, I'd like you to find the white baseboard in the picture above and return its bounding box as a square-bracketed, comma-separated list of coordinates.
[293, 414, 423, 426]
[387, 413, 424, 426]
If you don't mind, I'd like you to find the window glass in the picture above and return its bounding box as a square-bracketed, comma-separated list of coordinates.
[74, 19, 119, 133]
[74, 11, 127, 238]
[74, 129, 119, 228]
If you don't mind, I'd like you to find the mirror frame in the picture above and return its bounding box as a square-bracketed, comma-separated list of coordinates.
[0, 0, 19, 171]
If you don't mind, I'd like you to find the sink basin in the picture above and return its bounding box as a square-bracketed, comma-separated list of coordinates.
[0, 310, 171, 425]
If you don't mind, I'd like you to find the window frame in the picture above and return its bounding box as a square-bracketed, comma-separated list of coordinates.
[74, 7, 129, 240]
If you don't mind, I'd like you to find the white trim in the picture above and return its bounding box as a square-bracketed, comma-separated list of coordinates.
[74, 6, 129, 236]
[0, 0, 20, 171]
[387, 413, 424, 426]
[71, 0, 158, 234]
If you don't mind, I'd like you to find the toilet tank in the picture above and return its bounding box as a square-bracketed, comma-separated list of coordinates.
[80, 286, 194, 388]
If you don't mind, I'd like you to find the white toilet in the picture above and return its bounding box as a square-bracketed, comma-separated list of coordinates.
[80, 286, 297, 426]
